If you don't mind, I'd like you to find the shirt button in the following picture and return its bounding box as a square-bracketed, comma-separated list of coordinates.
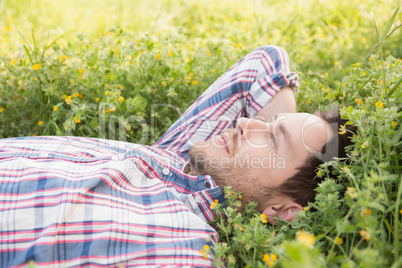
[205, 181, 211, 188]
[162, 168, 170, 175]
[194, 196, 202, 203]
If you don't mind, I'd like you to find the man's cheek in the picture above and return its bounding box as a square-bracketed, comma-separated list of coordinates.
[220, 157, 230, 169]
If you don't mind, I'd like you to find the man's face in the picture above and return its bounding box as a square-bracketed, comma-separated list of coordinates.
[188, 113, 333, 210]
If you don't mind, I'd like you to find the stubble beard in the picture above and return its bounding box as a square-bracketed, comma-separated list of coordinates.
[188, 129, 268, 210]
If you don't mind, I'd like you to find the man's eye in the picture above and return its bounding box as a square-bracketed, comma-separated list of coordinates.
[271, 133, 277, 147]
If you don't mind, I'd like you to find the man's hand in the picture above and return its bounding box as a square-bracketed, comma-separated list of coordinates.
[254, 86, 297, 122]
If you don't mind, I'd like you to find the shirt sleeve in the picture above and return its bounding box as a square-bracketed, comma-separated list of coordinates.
[153, 45, 300, 158]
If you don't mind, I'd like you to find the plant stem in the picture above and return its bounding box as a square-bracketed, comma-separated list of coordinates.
[394, 175, 402, 260]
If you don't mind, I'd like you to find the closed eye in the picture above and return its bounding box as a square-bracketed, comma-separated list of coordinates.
[271, 133, 277, 148]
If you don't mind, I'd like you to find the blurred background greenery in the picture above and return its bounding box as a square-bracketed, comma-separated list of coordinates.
[0, 0, 400, 140]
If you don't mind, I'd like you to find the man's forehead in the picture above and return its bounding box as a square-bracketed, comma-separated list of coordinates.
[301, 114, 333, 154]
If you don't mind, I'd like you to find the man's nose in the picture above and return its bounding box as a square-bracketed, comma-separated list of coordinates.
[236, 117, 270, 140]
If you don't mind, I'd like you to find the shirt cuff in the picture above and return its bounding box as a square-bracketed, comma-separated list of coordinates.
[246, 71, 300, 118]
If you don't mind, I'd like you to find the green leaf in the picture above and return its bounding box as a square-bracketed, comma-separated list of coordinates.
[23, 45, 33, 64]
[381, 8, 400, 42]
[388, 75, 402, 98]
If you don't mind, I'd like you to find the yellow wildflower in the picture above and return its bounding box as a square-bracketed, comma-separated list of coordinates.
[0, 107, 4, 113]
[306, 101, 311, 104]
[271, 253, 277, 261]
[238, 195, 243, 200]
[392, 121, 397, 128]
[369, 57, 373, 61]
[75, 118, 81, 124]
[33, 78, 37, 81]
[375, 101, 383, 108]
[355, 99, 362, 105]
[263, 254, 270, 262]
[339, 125, 346, 135]
[120, 85, 123, 89]
[79, 69, 85, 73]
[10, 60, 17, 66]
[119, 97, 125, 102]
[365, 209, 372, 215]
[200, 249, 207, 259]
[317, 170, 322, 176]
[334, 61, 339, 65]
[114, 92, 119, 96]
[267, 261, 274, 267]
[105, 108, 111, 114]
[336, 237, 343, 244]
[400, 209, 402, 214]
[360, 230, 370, 241]
[203, 245, 209, 251]
[111, 107, 116, 112]
[360, 37, 366, 43]
[32, 64, 41, 70]
[192, 81, 199, 85]
[155, 54, 160, 60]
[361, 141, 368, 149]
[212, 69, 215, 73]
[115, 49, 119, 55]
[53, 106, 57, 112]
[101, 30, 106, 36]
[105, 91, 110, 96]
[38, 121, 44, 126]
[95, 97, 100, 102]
[79, 94, 83, 99]
[65, 96, 72, 105]
[162, 82, 167, 87]
[73, 93, 79, 98]
[296, 230, 316, 247]
[260, 213, 268, 224]
[210, 199, 218, 209]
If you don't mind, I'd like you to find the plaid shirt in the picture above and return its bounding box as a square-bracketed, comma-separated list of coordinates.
[0, 46, 299, 267]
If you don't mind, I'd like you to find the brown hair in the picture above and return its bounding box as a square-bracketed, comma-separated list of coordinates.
[271, 108, 357, 207]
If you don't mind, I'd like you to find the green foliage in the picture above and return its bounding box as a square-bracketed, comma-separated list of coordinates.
[0, 0, 401, 267]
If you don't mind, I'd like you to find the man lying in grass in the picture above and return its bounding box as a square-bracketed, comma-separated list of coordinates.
[0, 45, 354, 267]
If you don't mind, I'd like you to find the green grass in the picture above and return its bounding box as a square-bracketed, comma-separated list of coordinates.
[0, 0, 401, 267]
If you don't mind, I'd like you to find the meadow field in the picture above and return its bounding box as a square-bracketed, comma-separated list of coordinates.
[0, 0, 401, 267]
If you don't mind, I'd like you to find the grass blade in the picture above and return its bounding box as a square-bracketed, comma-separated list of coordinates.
[381, 8, 400, 42]
[388, 76, 402, 98]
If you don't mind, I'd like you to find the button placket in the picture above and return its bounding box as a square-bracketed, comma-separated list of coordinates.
[194, 196, 202, 203]
[162, 167, 171, 176]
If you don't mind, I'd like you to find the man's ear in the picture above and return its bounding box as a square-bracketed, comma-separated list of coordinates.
[262, 201, 303, 225]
